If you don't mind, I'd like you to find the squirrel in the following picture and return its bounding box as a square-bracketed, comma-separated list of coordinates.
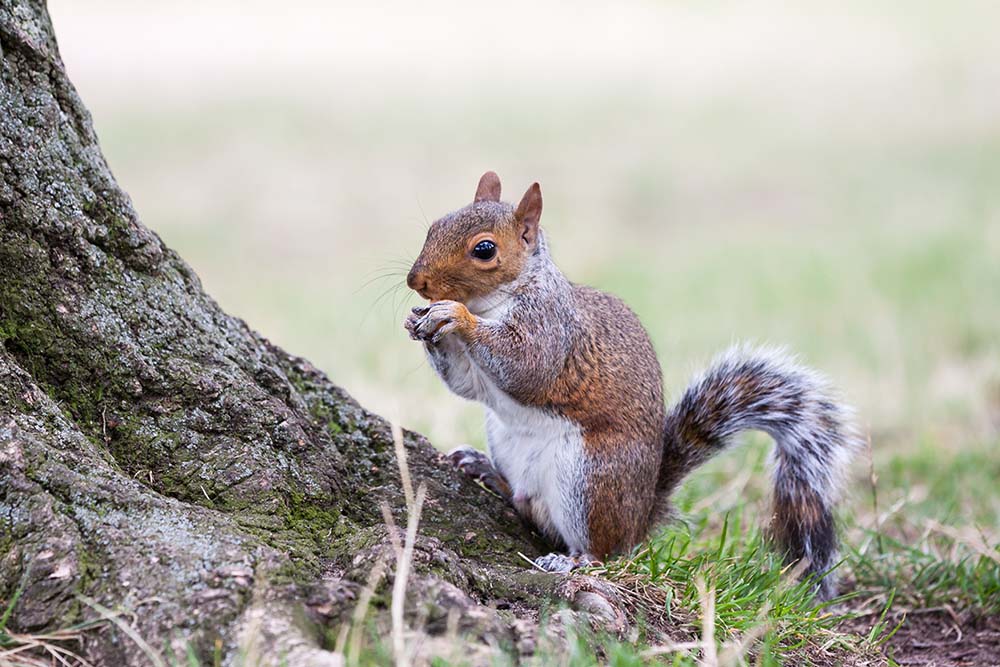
[404, 171, 860, 599]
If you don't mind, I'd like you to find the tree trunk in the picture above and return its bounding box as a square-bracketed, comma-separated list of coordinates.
[0, 3, 590, 664]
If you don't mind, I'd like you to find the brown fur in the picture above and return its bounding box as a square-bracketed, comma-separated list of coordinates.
[548, 288, 663, 558]
[471, 286, 665, 558]
[406, 173, 856, 593]
[769, 486, 835, 571]
[407, 202, 527, 303]
[407, 176, 664, 560]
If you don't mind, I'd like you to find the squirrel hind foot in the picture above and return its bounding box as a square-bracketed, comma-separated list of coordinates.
[533, 552, 597, 574]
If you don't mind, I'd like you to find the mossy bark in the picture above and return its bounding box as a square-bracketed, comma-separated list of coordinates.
[0, 2, 565, 664]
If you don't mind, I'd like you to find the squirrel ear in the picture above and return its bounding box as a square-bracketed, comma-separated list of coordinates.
[474, 171, 502, 203]
[514, 183, 543, 246]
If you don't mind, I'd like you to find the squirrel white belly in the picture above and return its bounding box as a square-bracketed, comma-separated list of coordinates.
[426, 329, 590, 554]
[404, 171, 860, 598]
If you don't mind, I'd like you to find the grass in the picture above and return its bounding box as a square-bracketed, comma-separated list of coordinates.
[25, 0, 1000, 663]
[593, 524, 859, 665]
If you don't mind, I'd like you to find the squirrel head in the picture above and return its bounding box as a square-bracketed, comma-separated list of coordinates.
[407, 171, 543, 303]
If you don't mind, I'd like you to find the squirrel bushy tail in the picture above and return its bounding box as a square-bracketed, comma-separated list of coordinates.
[658, 345, 860, 599]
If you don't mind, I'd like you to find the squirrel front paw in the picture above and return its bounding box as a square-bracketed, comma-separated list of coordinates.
[404, 301, 475, 344]
[404, 307, 426, 340]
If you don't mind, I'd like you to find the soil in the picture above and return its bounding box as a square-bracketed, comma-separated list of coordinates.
[886, 612, 1000, 667]
[844, 609, 1000, 667]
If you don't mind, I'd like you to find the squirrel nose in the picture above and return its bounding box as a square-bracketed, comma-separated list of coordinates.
[406, 267, 429, 295]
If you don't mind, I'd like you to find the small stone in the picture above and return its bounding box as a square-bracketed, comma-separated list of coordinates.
[49, 561, 73, 579]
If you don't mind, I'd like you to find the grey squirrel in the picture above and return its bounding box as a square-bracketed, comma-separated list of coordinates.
[404, 172, 860, 599]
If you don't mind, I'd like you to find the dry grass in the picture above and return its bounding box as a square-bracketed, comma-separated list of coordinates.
[0, 628, 96, 667]
[0, 587, 102, 667]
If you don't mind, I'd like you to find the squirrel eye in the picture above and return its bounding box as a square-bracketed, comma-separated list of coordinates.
[471, 240, 497, 261]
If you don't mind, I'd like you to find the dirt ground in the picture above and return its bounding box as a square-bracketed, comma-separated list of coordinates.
[888, 612, 1000, 667]
[844, 610, 1000, 667]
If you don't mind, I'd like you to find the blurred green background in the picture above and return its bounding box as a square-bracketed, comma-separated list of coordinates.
[49, 0, 999, 474]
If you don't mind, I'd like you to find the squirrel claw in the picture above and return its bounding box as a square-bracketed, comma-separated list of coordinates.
[430, 321, 458, 344]
[405, 300, 471, 344]
[447, 445, 494, 479]
[405, 306, 450, 343]
[447, 446, 512, 500]
[403, 312, 422, 340]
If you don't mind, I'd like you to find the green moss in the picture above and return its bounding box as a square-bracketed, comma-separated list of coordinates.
[65, 543, 105, 625]
[307, 399, 353, 436]
[0, 244, 136, 456]
[0, 320, 17, 343]
[104, 216, 131, 243]
[285, 494, 342, 539]
[285, 363, 358, 437]
[80, 196, 130, 246]
[285, 367, 310, 395]
[227, 489, 368, 587]
[268, 552, 323, 587]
